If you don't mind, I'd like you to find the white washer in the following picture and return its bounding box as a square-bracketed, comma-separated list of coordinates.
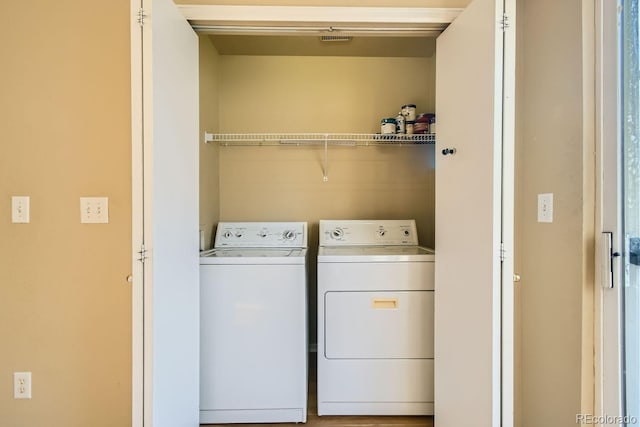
[200, 222, 308, 424]
[317, 219, 435, 416]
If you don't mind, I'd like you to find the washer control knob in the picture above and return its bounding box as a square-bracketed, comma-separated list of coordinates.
[403, 229, 411, 237]
[258, 230, 268, 238]
[331, 228, 344, 239]
[377, 229, 386, 237]
[235, 231, 243, 238]
[283, 230, 296, 240]
[223, 231, 233, 239]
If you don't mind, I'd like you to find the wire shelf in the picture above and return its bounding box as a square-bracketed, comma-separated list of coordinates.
[209, 133, 435, 146]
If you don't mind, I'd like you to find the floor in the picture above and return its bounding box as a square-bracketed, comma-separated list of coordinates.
[201, 355, 434, 427]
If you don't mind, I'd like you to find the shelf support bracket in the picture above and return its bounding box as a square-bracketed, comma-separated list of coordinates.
[322, 135, 329, 182]
[204, 132, 214, 144]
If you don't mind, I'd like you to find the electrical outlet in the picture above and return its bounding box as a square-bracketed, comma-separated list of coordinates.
[80, 197, 109, 224]
[14, 372, 31, 399]
[11, 196, 30, 223]
[537, 193, 553, 223]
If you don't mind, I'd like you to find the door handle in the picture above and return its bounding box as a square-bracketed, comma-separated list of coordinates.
[371, 298, 398, 309]
[601, 232, 620, 288]
[441, 148, 457, 155]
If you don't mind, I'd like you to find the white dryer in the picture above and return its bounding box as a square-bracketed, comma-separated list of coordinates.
[200, 222, 308, 424]
[317, 219, 435, 416]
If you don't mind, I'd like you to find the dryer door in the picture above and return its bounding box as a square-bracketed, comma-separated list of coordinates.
[324, 290, 434, 359]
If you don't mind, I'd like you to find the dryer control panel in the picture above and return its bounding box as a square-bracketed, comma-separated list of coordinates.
[319, 220, 419, 246]
[215, 222, 307, 248]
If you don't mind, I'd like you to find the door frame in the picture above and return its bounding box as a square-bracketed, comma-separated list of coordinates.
[595, 0, 623, 420]
[130, 0, 145, 425]
[502, 1, 517, 424]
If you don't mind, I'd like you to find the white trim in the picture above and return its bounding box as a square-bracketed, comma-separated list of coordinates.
[141, 1, 155, 426]
[582, 0, 596, 417]
[501, 1, 516, 426]
[594, 1, 604, 415]
[130, 0, 144, 425]
[189, 25, 443, 37]
[178, 5, 463, 26]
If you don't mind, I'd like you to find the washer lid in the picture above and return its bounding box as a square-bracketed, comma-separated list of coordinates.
[200, 247, 307, 265]
[317, 245, 434, 263]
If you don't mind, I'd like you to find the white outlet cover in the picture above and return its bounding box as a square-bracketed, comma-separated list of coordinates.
[11, 196, 30, 223]
[537, 193, 553, 223]
[14, 372, 32, 399]
[80, 197, 109, 224]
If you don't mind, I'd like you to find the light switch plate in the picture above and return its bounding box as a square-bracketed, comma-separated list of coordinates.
[80, 197, 109, 224]
[537, 193, 553, 223]
[14, 372, 31, 399]
[11, 196, 30, 223]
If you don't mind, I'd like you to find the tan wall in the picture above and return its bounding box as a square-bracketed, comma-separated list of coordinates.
[199, 36, 221, 250]
[515, 0, 591, 425]
[218, 55, 435, 134]
[216, 55, 436, 246]
[0, 1, 132, 426]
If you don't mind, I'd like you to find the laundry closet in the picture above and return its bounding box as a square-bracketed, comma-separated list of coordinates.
[138, 1, 514, 425]
[198, 33, 437, 345]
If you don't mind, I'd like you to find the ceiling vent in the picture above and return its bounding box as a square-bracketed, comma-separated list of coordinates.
[320, 35, 353, 42]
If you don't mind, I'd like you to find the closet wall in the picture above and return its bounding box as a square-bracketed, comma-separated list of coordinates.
[199, 36, 221, 249]
[199, 50, 438, 247]
[217, 54, 436, 244]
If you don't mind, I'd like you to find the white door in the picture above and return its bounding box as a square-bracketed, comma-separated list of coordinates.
[598, 0, 640, 424]
[434, 0, 515, 426]
[131, 0, 200, 425]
